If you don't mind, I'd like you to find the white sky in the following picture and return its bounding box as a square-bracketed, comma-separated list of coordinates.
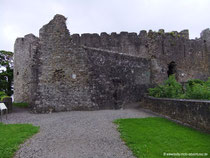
[1, 0, 210, 51]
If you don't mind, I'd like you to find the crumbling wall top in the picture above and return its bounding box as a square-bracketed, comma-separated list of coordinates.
[200, 28, 210, 38]
[39, 14, 70, 40]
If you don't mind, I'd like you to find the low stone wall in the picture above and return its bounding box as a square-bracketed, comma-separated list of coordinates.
[141, 96, 210, 133]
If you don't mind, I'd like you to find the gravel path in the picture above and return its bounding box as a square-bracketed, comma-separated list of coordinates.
[3, 107, 155, 158]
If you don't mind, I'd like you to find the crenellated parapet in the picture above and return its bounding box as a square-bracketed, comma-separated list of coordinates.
[71, 29, 189, 48]
[70, 28, 209, 83]
[70, 29, 191, 59]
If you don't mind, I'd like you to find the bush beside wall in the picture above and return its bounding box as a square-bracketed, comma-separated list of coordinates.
[148, 76, 210, 100]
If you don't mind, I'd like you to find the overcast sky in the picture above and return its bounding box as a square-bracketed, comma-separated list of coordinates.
[1, 0, 210, 51]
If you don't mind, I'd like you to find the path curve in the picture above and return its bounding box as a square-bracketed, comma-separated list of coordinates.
[5, 108, 155, 158]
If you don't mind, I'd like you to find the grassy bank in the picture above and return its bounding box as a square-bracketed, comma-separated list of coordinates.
[114, 117, 210, 158]
[0, 123, 39, 158]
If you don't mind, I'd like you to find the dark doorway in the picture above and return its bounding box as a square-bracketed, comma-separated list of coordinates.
[112, 78, 123, 109]
[167, 61, 177, 77]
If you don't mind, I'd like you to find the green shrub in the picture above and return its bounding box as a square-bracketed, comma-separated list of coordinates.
[0, 91, 6, 97]
[187, 79, 204, 87]
[0, 95, 11, 101]
[149, 76, 210, 100]
[205, 77, 210, 86]
[149, 75, 183, 98]
[0, 91, 7, 101]
[184, 78, 210, 100]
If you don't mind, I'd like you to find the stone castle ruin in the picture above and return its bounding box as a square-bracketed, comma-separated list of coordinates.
[14, 14, 210, 112]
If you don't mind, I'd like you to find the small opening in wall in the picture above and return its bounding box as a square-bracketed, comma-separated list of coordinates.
[17, 71, 19, 75]
[167, 61, 177, 77]
[204, 40, 206, 43]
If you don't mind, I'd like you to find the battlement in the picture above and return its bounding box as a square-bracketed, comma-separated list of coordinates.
[71, 29, 190, 54]
[71, 29, 189, 44]
[70, 28, 201, 60]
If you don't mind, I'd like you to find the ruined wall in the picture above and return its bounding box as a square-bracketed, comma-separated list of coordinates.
[85, 47, 151, 109]
[201, 29, 210, 76]
[71, 30, 209, 84]
[14, 14, 210, 112]
[147, 31, 208, 83]
[33, 15, 97, 112]
[14, 15, 152, 112]
[14, 34, 40, 104]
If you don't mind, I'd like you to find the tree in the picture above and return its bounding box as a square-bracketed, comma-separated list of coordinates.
[0, 50, 13, 96]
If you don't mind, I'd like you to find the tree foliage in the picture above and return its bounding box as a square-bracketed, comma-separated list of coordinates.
[0, 50, 13, 96]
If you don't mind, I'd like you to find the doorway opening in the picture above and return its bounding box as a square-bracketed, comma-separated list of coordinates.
[167, 61, 177, 77]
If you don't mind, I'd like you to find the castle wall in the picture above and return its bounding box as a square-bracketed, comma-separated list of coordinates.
[71, 32, 149, 58]
[14, 15, 152, 112]
[71, 30, 209, 84]
[14, 14, 210, 113]
[147, 32, 209, 83]
[14, 34, 40, 104]
[33, 15, 97, 112]
[201, 29, 210, 76]
[85, 47, 151, 109]
[33, 15, 151, 112]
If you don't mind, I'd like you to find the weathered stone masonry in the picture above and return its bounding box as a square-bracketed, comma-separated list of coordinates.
[142, 96, 210, 132]
[14, 14, 210, 112]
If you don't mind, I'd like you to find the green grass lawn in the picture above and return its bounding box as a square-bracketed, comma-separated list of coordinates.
[114, 117, 210, 158]
[0, 123, 39, 158]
